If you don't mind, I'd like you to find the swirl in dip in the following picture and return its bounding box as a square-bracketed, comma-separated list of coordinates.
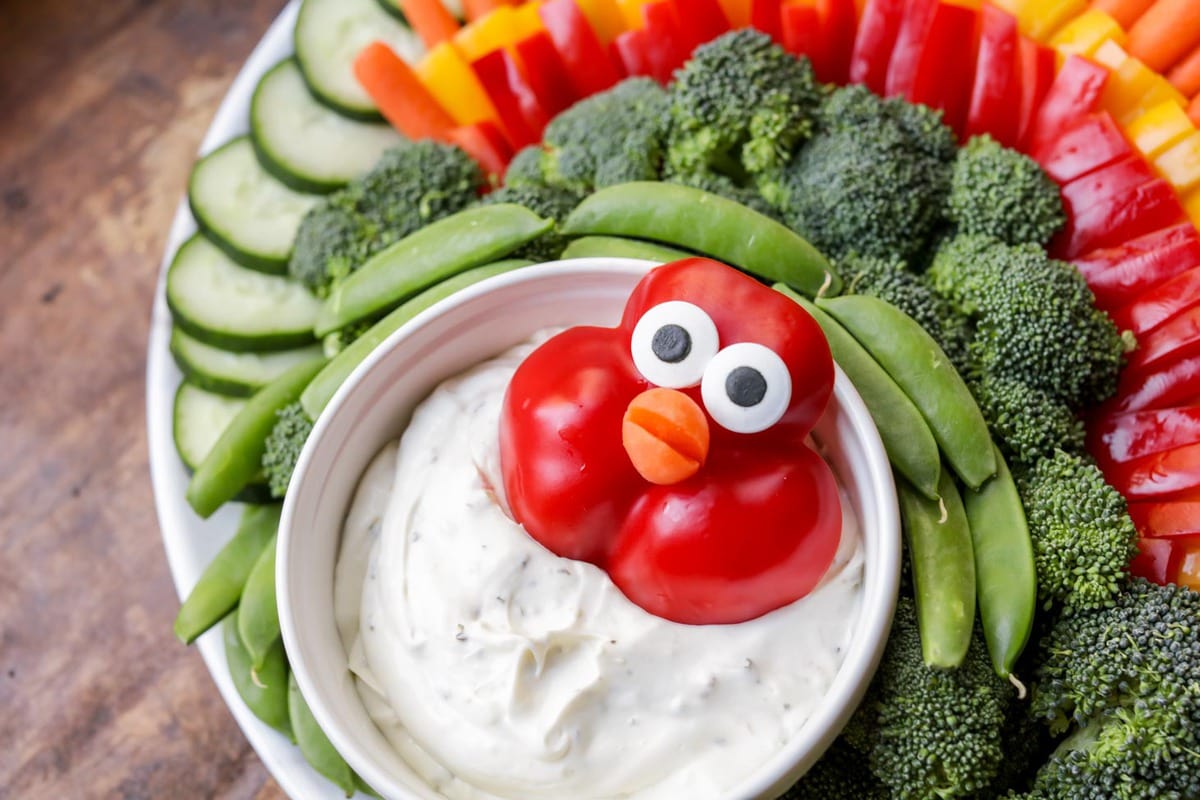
[334, 336, 864, 799]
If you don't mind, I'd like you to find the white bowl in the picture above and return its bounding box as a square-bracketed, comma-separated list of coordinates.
[278, 257, 900, 800]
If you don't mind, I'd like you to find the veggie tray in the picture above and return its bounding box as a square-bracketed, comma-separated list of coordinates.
[147, 0, 1200, 797]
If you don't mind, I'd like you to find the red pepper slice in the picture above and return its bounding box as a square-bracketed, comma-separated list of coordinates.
[849, 0, 906, 94]
[884, 0, 937, 99]
[1088, 405, 1200, 467]
[539, 0, 624, 98]
[1026, 53, 1109, 151]
[642, 1, 691, 81]
[1076, 222, 1200, 310]
[1129, 536, 1180, 584]
[1032, 112, 1132, 185]
[965, 4, 1020, 147]
[1016, 36, 1056, 148]
[1109, 352, 1200, 414]
[611, 28, 658, 80]
[1110, 265, 1200, 336]
[750, 0, 784, 41]
[671, 0, 730, 54]
[1125, 305, 1200, 377]
[513, 31, 579, 118]
[1105, 440, 1200, 499]
[782, 3, 832, 79]
[1130, 503, 1200, 539]
[819, 0, 858, 85]
[909, 1, 979, 135]
[470, 49, 550, 149]
[446, 120, 513, 178]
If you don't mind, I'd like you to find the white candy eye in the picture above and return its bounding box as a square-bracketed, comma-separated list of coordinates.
[701, 343, 792, 434]
[630, 301, 720, 388]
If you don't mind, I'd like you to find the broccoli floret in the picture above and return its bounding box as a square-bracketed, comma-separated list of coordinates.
[503, 145, 548, 188]
[289, 141, 484, 295]
[929, 235, 1129, 409]
[261, 401, 314, 499]
[781, 737, 890, 799]
[946, 135, 1066, 247]
[476, 183, 584, 262]
[1017, 449, 1139, 613]
[539, 78, 671, 194]
[321, 318, 375, 357]
[1020, 579, 1200, 800]
[765, 85, 956, 264]
[665, 29, 824, 189]
[972, 374, 1086, 469]
[850, 598, 1011, 800]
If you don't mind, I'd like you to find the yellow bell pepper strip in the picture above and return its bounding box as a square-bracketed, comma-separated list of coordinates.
[1021, 0, 1087, 41]
[717, 0, 753, 28]
[1049, 8, 1125, 58]
[354, 42, 458, 141]
[1093, 40, 1187, 125]
[1127, 0, 1200, 72]
[1155, 129, 1200, 195]
[454, 6, 522, 60]
[416, 41, 501, 125]
[575, 0, 627, 43]
[1184, 185, 1200, 228]
[1126, 100, 1195, 160]
[616, 0, 646, 29]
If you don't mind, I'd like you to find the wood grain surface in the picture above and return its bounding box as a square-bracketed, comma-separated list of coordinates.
[0, 1, 290, 797]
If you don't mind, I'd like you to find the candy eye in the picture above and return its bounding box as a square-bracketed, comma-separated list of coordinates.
[700, 343, 792, 433]
[630, 301, 720, 388]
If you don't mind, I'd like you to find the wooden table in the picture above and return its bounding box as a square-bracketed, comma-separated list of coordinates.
[1, 1, 290, 796]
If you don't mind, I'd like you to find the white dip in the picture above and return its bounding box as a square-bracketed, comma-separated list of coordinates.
[334, 338, 864, 800]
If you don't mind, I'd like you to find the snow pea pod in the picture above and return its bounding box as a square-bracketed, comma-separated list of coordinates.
[224, 611, 291, 740]
[818, 295, 996, 489]
[898, 469, 976, 669]
[173, 503, 281, 644]
[560, 235, 694, 263]
[301, 258, 534, 419]
[316, 204, 553, 336]
[237, 532, 279, 672]
[186, 356, 327, 518]
[964, 445, 1037, 685]
[778, 287, 941, 500]
[560, 182, 842, 297]
[289, 671, 357, 797]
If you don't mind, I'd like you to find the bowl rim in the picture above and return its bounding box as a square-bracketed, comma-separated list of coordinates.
[278, 257, 900, 800]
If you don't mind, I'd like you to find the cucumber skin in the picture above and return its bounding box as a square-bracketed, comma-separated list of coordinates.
[172, 381, 273, 502]
[373, 0, 408, 24]
[292, 0, 384, 124]
[170, 329, 259, 398]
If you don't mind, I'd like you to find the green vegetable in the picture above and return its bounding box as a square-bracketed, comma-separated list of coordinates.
[186, 356, 326, 518]
[474, 182, 584, 262]
[781, 736, 890, 799]
[898, 471, 976, 669]
[503, 144, 547, 187]
[316, 204, 553, 335]
[779, 287, 940, 500]
[764, 84, 956, 264]
[971, 372, 1086, 470]
[237, 533, 280, 672]
[819, 294, 995, 489]
[562, 181, 840, 296]
[560, 235, 693, 263]
[288, 671, 357, 797]
[261, 401, 315, 499]
[1017, 449, 1139, 613]
[963, 445, 1036, 681]
[173, 503, 281, 644]
[946, 135, 1065, 247]
[224, 611, 291, 740]
[289, 140, 484, 296]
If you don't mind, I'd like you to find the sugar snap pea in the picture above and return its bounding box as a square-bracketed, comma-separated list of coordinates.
[964, 445, 1037, 685]
[560, 182, 841, 297]
[560, 235, 694, 263]
[186, 356, 327, 518]
[301, 258, 534, 419]
[316, 204, 553, 336]
[818, 295, 996, 489]
[224, 611, 291, 739]
[289, 671, 357, 797]
[778, 286, 941, 500]
[237, 532, 280, 672]
[898, 470, 976, 669]
[174, 503, 281, 644]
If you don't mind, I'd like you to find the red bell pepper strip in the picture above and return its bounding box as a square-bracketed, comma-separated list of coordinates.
[1125, 305, 1200, 377]
[643, 1, 691, 80]
[1076, 222, 1200, 310]
[471, 49, 549, 149]
[1109, 352, 1200, 413]
[1131, 501, 1200, 538]
[1105, 441, 1200, 499]
[750, 0, 784, 41]
[909, 1, 979, 135]
[1088, 405, 1200, 467]
[1016, 37, 1056, 148]
[672, 0, 730, 54]
[884, 0, 937, 99]
[782, 3, 833, 80]
[849, 0, 905, 93]
[1031, 112, 1132, 185]
[819, 0, 858, 85]
[399, 0, 461, 48]
[353, 42, 457, 142]
[965, 4, 1020, 147]
[1110, 265, 1200, 337]
[1026, 54, 1110, 151]
[1128, 536, 1179, 583]
[513, 31, 578, 118]
[446, 120, 514, 179]
[539, 0, 624, 97]
[611, 28, 658, 80]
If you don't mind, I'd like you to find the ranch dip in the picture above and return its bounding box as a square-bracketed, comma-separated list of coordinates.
[334, 337, 864, 800]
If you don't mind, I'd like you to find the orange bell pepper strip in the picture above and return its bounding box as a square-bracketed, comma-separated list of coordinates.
[1126, 100, 1195, 160]
[616, 0, 646, 29]
[717, 0, 753, 28]
[1127, 0, 1200, 72]
[415, 41, 501, 126]
[400, 0, 462, 48]
[354, 41, 457, 141]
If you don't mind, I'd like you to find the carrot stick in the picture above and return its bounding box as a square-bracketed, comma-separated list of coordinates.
[1127, 0, 1200, 72]
[353, 42, 457, 141]
[1169, 43, 1200, 97]
[1090, 0, 1155, 29]
[1190, 94, 1200, 127]
[463, 0, 521, 22]
[400, 0, 462, 48]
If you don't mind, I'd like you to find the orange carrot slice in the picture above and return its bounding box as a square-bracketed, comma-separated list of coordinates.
[1170, 45, 1200, 97]
[1127, 0, 1200, 72]
[1191, 94, 1200, 127]
[353, 41, 457, 140]
[1090, 0, 1155, 29]
[400, 0, 462, 48]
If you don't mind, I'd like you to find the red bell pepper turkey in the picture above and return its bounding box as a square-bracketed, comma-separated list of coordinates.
[965, 3, 1020, 147]
[849, 0, 906, 93]
[513, 31, 578, 118]
[908, 0, 979, 135]
[1076, 222, 1200, 311]
[1026, 54, 1110, 151]
[782, 3, 832, 79]
[1109, 264, 1200, 336]
[538, 0, 624, 97]
[499, 259, 841, 625]
[471, 48, 550, 149]
[1016, 36, 1056, 147]
[1088, 405, 1200, 467]
[1129, 536, 1180, 583]
[1031, 112, 1132, 185]
[884, 0, 937, 99]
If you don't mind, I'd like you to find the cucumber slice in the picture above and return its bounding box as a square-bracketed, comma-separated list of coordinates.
[170, 327, 324, 397]
[173, 381, 248, 471]
[188, 137, 321, 273]
[166, 234, 323, 352]
[374, 0, 407, 22]
[251, 59, 405, 194]
[295, 0, 424, 121]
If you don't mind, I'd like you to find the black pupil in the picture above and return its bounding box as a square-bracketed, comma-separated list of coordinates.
[652, 324, 691, 363]
[726, 366, 767, 407]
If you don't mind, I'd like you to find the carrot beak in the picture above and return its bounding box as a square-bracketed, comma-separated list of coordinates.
[622, 387, 710, 485]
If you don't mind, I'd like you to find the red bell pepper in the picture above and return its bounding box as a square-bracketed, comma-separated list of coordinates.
[1129, 536, 1180, 584]
[1016, 36, 1056, 148]
[819, 0, 858, 85]
[1076, 222, 1200, 311]
[965, 4, 1020, 147]
[1125, 305, 1200, 377]
[849, 0, 906, 93]
[642, 1, 691, 80]
[1031, 112, 1132, 185]
[471, 48, 550, 149]
[513, 31, 578, 118]
[1110, 265, 1200, 337]
[1105, 440, 1200, 499]
[446, 120, 513, 179]
[539, 0, 624, 98]
[909, 1, 979, 135]
[884, 0, 937, 99]
[1088, 405, 1200, 467]
[1026, 53, 1108, 151]
[750, 0, 784, 41]
[671, 0, 729, 54]
[782, 3, 832, 79]
[1109, 352, 1200, 413]
[611, 28, 658, 80]
[1130, 501, 1200, 538]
